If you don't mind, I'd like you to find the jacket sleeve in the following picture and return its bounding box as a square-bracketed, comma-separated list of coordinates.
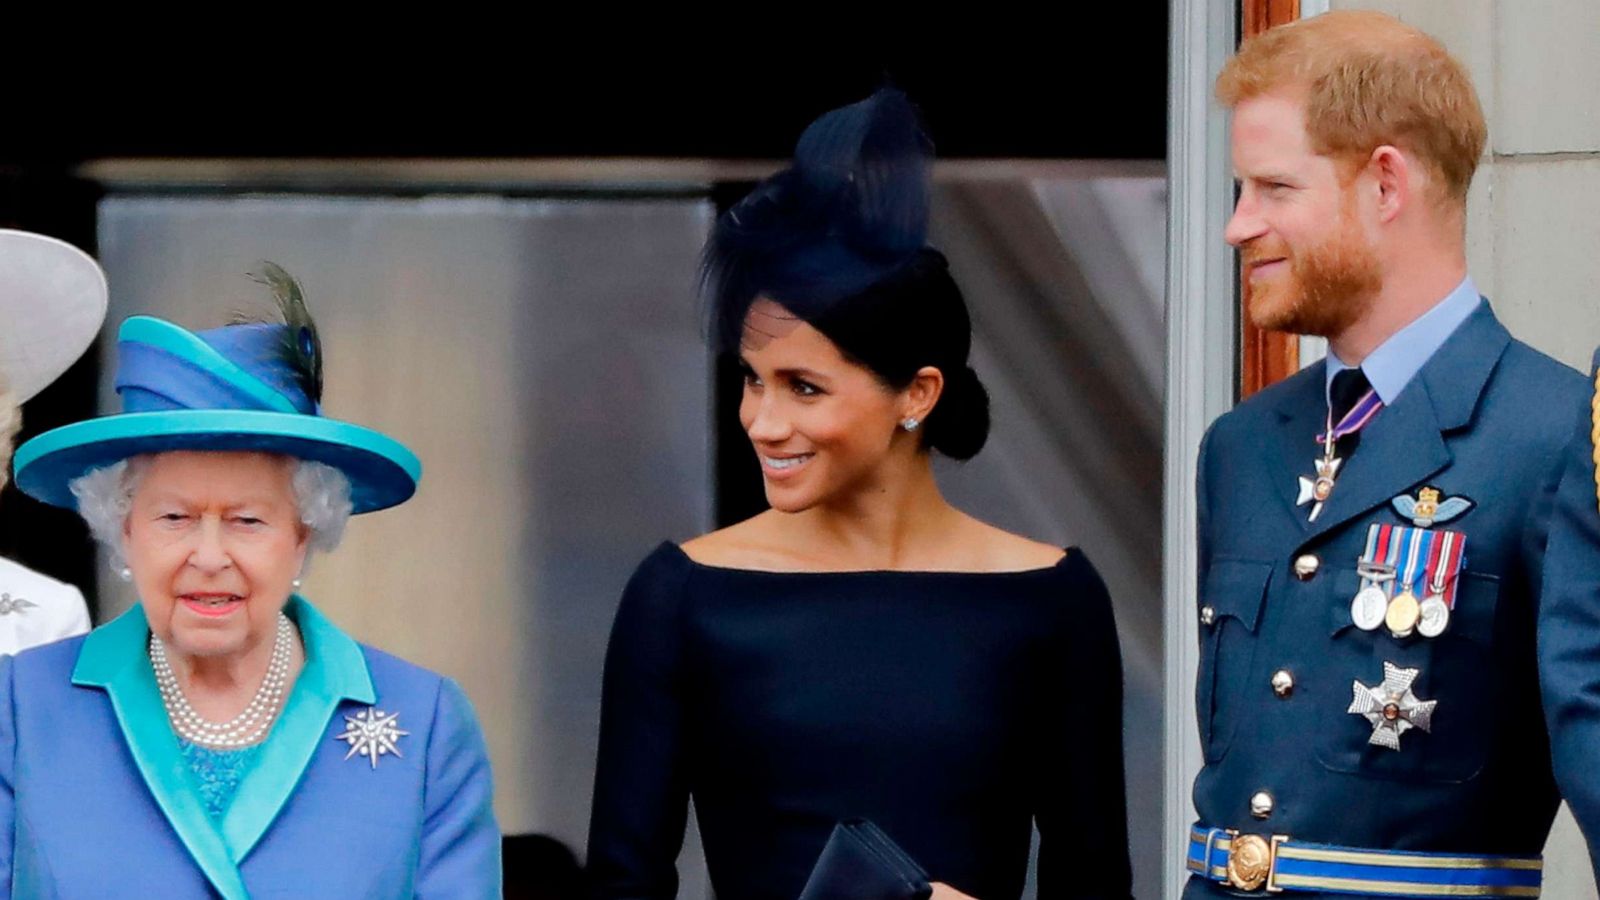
[415, 676, 502, 899]
[0, 654, 17, 896]
[586, 548, 694, 899]
[1034, 560, 1134, 900]
[1538, 352, 1600, 885]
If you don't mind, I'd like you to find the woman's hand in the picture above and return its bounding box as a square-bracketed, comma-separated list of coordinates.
[930, 883, 977, 900]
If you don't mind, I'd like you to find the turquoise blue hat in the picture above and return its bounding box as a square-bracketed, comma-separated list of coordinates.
[13, 274, 421, 514]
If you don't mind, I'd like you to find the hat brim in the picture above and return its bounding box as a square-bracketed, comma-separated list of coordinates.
[12, 410, 421, 514]
[0, 230, 108, 402]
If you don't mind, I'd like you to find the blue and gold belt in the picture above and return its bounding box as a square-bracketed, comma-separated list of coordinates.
[1187, 825, 1542, 896]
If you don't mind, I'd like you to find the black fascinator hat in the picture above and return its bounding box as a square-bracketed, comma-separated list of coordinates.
[702, 88, 991, 461]
[705, 88, 934, 352]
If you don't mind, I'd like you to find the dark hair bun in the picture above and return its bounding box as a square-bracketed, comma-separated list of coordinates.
[924, 365, 990, 460]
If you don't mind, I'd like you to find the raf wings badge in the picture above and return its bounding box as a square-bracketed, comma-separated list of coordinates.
[1391, 486, 1473, 528]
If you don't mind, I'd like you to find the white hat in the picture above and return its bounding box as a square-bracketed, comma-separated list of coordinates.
[0, 229, 108, 402]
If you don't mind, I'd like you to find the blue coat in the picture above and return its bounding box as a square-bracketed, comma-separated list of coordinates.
[1188, 303, 1585, 897]
[0, 596, 501, 898]
[1538, 347, 1600, 883]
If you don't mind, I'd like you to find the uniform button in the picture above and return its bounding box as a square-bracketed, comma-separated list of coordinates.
[1201, 605, 1216, 626]
[1293, 554, 1320, 580]
[1250, 791, 1275, 819]
[1272, 670, 1294, 698]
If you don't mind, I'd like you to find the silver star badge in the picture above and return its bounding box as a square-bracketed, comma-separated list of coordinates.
[1296, 457, 1343, 522]
[0, 593, 38, 616]
[1349, 661, 1437, 750]
[334, 707, 409, 768]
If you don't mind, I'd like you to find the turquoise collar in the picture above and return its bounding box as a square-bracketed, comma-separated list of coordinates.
[71, 595, 375, 900]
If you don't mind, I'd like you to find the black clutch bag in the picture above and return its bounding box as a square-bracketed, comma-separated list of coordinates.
[797, 818, 933, 900]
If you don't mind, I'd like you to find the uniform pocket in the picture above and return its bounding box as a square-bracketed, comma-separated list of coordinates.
[1315, 569, 1500, 783]
[1197, 558, 1273, 763]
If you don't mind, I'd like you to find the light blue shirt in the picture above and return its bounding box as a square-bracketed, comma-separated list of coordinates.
[1326, 276, 1483, 407]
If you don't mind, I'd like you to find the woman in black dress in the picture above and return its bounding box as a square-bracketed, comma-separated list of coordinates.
[586, 89, 1132, 900]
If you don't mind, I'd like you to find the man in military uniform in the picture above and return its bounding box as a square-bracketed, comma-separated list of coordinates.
[1186, 11, 1586, 896]
[1540, 356, 1600, 883]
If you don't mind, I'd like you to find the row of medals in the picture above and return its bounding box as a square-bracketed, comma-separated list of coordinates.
[1351, 563, 1450, 639]
[1318, 444, 1452, 638]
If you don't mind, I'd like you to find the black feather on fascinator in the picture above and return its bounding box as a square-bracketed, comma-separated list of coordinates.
[704, 87, 935, 352]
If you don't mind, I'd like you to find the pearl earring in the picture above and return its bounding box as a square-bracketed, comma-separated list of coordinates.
[901, 417, 921, 433]
[119, 567, 132, 583]
[291, 578, 303, 590]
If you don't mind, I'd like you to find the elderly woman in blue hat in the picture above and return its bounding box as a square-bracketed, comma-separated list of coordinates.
[0, 266, 501, 898]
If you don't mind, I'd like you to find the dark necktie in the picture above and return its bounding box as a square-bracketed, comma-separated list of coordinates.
[1329, 367, 1372, 460]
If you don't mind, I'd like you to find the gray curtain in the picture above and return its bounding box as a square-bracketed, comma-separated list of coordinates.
[932, 168, 1166, 900]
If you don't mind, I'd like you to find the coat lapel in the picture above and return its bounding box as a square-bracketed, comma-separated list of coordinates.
[71, 607, 251, 900]
[1303, 378, 1451, 542]
[221, 595, 375, 862]
[1301, 302, 1512, 545]
[1263, 364, 1332, 535]
[69, 596, 376, 896]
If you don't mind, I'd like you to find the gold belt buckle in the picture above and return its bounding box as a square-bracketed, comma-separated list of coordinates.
[1226, 831, 1287, 893]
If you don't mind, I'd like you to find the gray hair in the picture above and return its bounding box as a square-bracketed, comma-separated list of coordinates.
[69, 454, 354, 569]
[0, 387, 18, 493]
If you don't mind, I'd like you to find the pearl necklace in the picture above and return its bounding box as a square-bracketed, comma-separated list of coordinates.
[150, 613, 294, 749]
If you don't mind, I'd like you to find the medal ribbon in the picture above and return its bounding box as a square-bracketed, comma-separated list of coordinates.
[1423, 527, 1447, 596]
[1358, 524, 1389, 593]
[1427, 530, 1467, 609]
[1316, 388, 1385, 446]
[1361, 524, 1382, 566]
[1398, 527, 1436, 597]
[1380, 523, 1403, 578]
